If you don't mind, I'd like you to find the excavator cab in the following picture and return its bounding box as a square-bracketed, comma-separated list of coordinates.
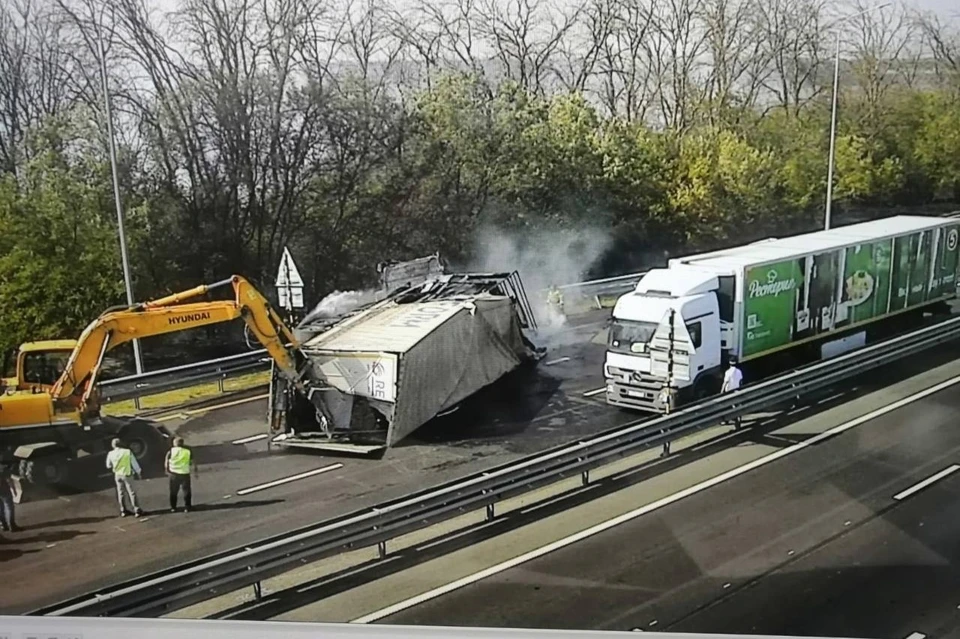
[4, 340, 77, 394]
[20, 343, 74, 389]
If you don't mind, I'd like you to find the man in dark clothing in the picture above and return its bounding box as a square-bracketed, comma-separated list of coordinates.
[0, 460, 20, 532]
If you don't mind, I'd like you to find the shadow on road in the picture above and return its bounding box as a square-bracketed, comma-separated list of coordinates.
[23, 516, 115, 530]
[0, 547, 42, 561]
[6, 529, 96, 545]
[191, 443, 270, 465]
[187, 499, 285, 512]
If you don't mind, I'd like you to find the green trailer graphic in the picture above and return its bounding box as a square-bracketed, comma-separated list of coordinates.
[741, 224, 960, 359]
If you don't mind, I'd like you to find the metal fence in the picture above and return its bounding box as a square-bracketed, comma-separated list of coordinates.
[37, 312, 960, 617]
[99, 350, 270, 405]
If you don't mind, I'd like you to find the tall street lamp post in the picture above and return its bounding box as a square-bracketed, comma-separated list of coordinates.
[824, 2, 891, 231]
[98, 30, 144, 375]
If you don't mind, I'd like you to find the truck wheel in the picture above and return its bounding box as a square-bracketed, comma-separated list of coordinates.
[20, 458, 68, 486]
[692, 377, 718, 402]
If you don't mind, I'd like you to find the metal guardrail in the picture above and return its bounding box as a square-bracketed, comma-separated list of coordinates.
[98, 350, 270, 404]
[37, 313, 960, 617]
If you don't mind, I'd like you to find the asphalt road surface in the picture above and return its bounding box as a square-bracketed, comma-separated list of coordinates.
[0, 310, 621, 614]
[366, 355, 960, 638]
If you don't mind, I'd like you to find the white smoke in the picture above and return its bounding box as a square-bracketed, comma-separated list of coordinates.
[304, 288, 379, 321]
[466, 226, 611, 338]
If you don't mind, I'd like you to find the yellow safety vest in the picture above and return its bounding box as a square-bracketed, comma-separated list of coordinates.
[112, 448, 133, 476]
[168, 447, 192, 475]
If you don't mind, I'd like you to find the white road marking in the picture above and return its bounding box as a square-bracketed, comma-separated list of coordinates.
[351, 372, 960, 623]
[544, 357, 571, 366]
[187, 393, 269, 415]
[894, 465, 960, 501]
[156, 413, 188, 422]
[237, 464, 343, 496]
[154, 393, 269, 422]
[904, 633, 926, 639]
[232, 433, 269, 445]
[583, 388, 606, 397]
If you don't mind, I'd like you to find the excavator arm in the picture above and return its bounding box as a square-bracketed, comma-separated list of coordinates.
[50, 276, 323, 420]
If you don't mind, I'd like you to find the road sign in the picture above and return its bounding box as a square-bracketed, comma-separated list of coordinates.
[276, 246, 305, 310]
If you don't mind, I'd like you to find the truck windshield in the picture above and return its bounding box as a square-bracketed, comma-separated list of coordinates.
[608, 319, 659, 354]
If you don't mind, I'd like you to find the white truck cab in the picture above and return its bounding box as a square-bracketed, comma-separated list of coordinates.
[605, 266, 728, 412]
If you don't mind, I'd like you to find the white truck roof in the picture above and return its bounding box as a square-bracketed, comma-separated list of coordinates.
[671, 215, 952, 273]
[635, 267, 718, 297]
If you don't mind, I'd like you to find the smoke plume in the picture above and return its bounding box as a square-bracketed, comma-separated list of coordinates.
[301, 289, 379, 325]
[465, 226, 611, 337]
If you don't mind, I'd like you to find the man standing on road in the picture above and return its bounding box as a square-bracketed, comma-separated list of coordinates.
[721, 357, 744, 430]
[165, 437, 195, 513]
[0, 458, 19, 532]
[106, 438, 143, 518]
[547, 284, 565, 315]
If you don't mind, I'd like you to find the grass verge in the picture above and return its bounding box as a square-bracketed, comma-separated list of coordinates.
[102, 369, 271, 416]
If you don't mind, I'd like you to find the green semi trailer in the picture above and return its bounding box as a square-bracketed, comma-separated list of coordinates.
[605, 215, 960, 412]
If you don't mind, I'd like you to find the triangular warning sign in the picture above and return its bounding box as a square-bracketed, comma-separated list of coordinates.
[276, 247, 304, 288]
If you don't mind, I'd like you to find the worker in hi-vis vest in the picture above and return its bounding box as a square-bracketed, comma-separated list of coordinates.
[165, 437, 196, 513]
[106, 438, 143, 518]
[547, 284, 564, 314]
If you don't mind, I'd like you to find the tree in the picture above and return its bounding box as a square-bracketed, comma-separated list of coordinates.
[0, 126, 125, 353]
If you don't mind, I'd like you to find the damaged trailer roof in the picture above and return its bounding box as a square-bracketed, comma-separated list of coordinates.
[292, 273, 539, 448]
[304, 299, 469, 354]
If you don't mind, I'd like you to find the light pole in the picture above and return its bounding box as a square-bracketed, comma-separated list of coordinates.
[823, 2, 891, 231]
[97, 30, 144, 375]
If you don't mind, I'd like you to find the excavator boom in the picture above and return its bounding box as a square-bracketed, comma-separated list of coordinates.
[50, 276, 313, 416]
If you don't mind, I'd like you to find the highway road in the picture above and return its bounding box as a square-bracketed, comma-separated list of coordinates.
[320, 351, 960, 638]
[0, 309, 622, 614]
[9, 302, 960, 635]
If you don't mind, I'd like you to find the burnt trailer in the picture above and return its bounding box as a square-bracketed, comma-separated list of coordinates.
[269, 267, 541, 454]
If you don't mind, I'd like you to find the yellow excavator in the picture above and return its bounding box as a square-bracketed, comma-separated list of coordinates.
[0, 275, 330, 488]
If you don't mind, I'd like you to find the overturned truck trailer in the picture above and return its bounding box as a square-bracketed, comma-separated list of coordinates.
[269, 267, 541, 454]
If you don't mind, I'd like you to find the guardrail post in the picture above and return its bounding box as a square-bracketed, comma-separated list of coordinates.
[134, 397, 141, 410]
[581, 469, 590, 486]
[377, 540, 387, 559]
[218, 376, 225, 393]
[253, 581, 262, 600]
[485, 503, 495, 521]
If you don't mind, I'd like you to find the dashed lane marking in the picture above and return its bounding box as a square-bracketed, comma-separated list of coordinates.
[893, 465, 960, 501]
[237, 464, 344, 496]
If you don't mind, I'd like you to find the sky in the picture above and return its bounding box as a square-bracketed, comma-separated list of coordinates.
[148, 0, 958, 20]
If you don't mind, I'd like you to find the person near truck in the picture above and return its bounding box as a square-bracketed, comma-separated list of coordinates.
[165, 437, 195, 513]
[106, 438, 144, 518]
[547, 284, 565, 315]
[0, 459, 19, 532]
[721, 357, 744, 429]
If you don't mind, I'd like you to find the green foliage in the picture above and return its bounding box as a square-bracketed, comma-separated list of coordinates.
[2, 71, 959, 354]
[914, 94, 960, 201]
[0, 129, 126, 354]
[668, 128, 780, 246]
